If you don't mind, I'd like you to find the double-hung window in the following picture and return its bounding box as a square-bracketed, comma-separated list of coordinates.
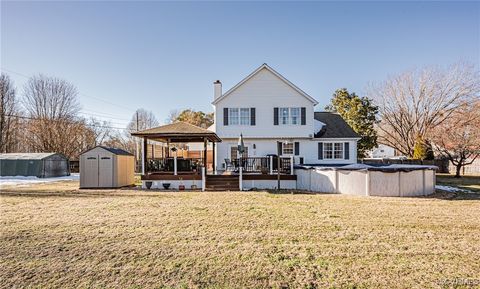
[290, 108, 300, 125]
[228, 108, 250, 125]
[323, 142, 344, 159]
[280, 108, 289, 125]
[334, 143, 344, 159]
[282, 142, 294, 155]
[324, 143, 333, 159]
[240, 108, 250, 125]
[228, 108, 239, 125]
[279, 107, 301, 125]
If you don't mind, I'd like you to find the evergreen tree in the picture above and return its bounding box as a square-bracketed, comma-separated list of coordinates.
[326, 88, 379, 158]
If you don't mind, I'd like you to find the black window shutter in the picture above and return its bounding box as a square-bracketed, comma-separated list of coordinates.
[250, 108, 256, 126]
[299, 157, 304, 164]
[274, 107, 279, 125]
[277, 141, 282, 155]
[318, 143, 323, 160]
[223, 108, 228, 126]
[294, 142, 300, 155]
[344, 142, 350, 159]
[301, 107, 306, 125]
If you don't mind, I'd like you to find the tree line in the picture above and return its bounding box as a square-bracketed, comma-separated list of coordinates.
[1, 62, 479, 177]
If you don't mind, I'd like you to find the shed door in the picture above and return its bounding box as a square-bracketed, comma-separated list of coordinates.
[83, 156, 99, 188]
[98, 155, 114, 187]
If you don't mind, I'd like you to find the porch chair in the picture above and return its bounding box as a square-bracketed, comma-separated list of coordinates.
[224, 159, 235, 172]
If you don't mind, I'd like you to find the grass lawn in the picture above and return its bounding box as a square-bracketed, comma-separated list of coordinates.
[436, 174, 480, 193]
[1, 181, 480, 288]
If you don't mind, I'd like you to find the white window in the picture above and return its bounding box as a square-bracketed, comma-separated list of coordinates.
[228, 108, 250, 125]
[240, 108, 250, 125]
[323, 142, 344, 159]
[334, 143, 343, 159]
[324, 143, 333, 159]
[229, 108, 239, 125]
[280, 108, 289, 125]
[279, 107, 301, 125]
[282, 142, 294, 155]
[291, 108, 300, 125]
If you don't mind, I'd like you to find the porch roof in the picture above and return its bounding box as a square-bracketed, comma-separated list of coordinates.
[131, 121, 222, 143]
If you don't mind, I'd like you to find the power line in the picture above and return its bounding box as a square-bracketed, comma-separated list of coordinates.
[79, 111, 131, 122]
[81, 108, 132, 120]
[1, 67, 135, 112]
[6, 114, 128, 130]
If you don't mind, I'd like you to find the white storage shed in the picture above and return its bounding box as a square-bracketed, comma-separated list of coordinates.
[80, 146, 135, 189]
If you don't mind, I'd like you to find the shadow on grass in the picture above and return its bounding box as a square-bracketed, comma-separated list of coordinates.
[419, 190, 480, 201]
[262, 189, 333, 195]
[0, 187, 184, 199]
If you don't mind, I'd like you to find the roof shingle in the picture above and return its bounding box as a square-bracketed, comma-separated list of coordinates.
[314, 112, 360, 138]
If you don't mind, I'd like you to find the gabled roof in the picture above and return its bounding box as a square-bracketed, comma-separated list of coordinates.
[0, 153, 61, 160]
[212, 63, 319, 105]
[314, 112, 360, 139]
[131, 121, 222, 142]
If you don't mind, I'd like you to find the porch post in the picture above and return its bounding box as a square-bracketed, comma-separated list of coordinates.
[174, 156, 177, 176]
[143, 137, 147, 175]
[269, 156, 273, 175]
[166, 139, 170, 158]
[212, 141, 216, 174]
[290, 156, 294, 175]
[203, 137, 207, 172]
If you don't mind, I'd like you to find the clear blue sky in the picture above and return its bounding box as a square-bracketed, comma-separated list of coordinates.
[2, 1, 479, 128]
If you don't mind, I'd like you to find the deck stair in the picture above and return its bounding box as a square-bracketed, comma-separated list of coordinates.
[206, 175, 239, 191]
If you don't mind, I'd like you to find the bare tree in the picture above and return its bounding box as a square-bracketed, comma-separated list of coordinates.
[22, 75, 86, 158]
[0, 73, 21, 153]
[430, 102, 480, 177]
[127, 108, 159, 133]
[370, 62, 480, 157]
[87, 118, 113, 145]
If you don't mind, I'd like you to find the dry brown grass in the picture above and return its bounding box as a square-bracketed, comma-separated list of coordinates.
[1, 181, 480, 289]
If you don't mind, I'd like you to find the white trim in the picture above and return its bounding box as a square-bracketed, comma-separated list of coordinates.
[212, 63, 319, 105]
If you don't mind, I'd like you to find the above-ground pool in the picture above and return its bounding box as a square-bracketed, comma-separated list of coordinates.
[295, 164, 437, 197]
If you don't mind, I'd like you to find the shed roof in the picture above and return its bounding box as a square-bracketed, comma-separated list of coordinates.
[314, 112, 360, 139]
[0, 153, 61, 160]
[81, 146, 134, 156]
[131, 121, 222, 142]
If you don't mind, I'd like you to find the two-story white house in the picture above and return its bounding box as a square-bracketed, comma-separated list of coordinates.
[211, 63, 360, 171]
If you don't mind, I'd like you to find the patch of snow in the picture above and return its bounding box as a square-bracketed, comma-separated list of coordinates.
[314, 119, 325, 134]
[0, 174, 79, 187]
[435, 185, 472, 193]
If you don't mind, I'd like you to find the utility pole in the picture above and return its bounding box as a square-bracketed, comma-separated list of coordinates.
[136, 111, 139, 171]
